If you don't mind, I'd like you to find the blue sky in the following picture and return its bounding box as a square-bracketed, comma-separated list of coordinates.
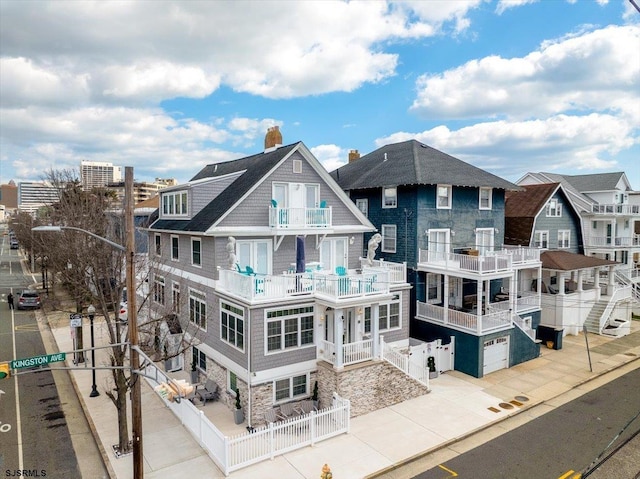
[1, 0, 639, 189]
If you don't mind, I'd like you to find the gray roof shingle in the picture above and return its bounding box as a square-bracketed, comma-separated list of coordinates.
[151, 143, 299, 232]
[330, 140, 520, 191]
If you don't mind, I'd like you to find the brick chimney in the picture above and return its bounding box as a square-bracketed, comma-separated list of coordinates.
[348, 149, 360, 163]
[264, 126, 283, 151]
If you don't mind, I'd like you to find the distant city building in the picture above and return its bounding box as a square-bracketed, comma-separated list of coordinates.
[0, 180, 19, 215]
[106, 181, 162, 207]
[155, 178, 178, 187]
[18, 181, 60, 214]
[81, 161, 122, 189]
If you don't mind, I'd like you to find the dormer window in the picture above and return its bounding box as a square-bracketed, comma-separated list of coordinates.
[162, 191, 188, 217]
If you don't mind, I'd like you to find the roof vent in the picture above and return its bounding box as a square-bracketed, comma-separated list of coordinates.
[264, 126, 283, 152]
[384, 152, 388, 161]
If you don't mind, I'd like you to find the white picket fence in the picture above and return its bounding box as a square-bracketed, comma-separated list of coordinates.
[140, 357, 350, 476]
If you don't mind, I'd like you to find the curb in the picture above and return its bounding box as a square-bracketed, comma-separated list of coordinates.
[36, 304, 117, 479]
[365, 354, 640, 478]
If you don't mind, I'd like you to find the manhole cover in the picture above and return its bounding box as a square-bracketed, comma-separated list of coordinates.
[515, 395, 529, 402]
[498, 402, 514, 410]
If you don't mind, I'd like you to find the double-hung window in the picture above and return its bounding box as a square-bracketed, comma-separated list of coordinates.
[171, 236, 179, 261]
[274, 374, 308, 402]
[191, 238, 201, 266]
[153, 276, 165, 305]
[172, 282, 181, 314]
[154, 234, 161, 256]
[479, 187, 492, 210]
[381, 224, 397, 253]
[189, 290, 207, 330]
[266, 306, 314, 353]
[427, 273, 441, 303]
[364, 298, 401, 333]
[356, 198, 368, 217]
[436, 185, 452, 209]
[534, 230, 549, 249]
[221, 301, 244, 350]
[192, 346, 207, 371]
[558, 230, 570, 249]
[382, 187, 397, 208]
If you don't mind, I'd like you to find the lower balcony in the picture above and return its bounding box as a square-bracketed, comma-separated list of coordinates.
[416, 301, 512, 335]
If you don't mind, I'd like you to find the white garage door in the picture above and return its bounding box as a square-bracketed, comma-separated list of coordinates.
[483, 336, 509, 375]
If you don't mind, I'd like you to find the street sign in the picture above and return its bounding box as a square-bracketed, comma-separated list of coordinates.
[10, 353, 66, 370]
[70, 313, 82, 328]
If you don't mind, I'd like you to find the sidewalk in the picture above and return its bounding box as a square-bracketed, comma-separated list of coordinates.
[43, 304, 640, 479]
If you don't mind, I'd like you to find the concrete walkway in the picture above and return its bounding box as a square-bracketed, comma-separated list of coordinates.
[41, 302, 640, 479]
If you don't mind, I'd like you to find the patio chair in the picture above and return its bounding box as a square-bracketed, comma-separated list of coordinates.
[295, 399, 318, 415]
[195, 379, 220, 404]
[264, 408, 285, 425]
[279, 402, 300, 419]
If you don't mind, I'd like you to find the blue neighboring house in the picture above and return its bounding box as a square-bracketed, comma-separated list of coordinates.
[331, 140, 543, 378]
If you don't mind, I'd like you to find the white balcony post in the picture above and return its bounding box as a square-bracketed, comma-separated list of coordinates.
[371, 303, 380, 359]
[577, 270, 584, 292]
[335, 309, 344, 369]
[476, 280, 483, 334]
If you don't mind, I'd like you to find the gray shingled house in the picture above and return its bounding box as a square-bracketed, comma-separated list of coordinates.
[147, 129, 428, 425]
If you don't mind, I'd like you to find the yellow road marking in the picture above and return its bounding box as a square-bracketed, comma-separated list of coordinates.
[438, 464, 458, 477]
[558, 471, 581, 479]
[15, 324, 39, 332]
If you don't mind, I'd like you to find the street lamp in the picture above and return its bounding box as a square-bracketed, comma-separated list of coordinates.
[87, 304, 99, 398]
[32, 167, 142, 479]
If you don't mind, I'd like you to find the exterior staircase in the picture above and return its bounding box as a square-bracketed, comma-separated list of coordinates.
[583, 299, 609, 334]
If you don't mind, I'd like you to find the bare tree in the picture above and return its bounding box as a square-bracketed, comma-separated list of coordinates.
[32, 168, 203, 455]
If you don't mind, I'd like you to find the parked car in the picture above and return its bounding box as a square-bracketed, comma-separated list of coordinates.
[17, 290, 41, 310]
[10, 239, 19, 249]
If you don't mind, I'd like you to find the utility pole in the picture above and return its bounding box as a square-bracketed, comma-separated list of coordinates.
[126, 167, 143, 478]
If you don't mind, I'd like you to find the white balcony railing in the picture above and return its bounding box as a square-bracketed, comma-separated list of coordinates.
[585, 234, 640, 247]
[269, 206, 332, 229]
[318, 339, 374, 366]
[416, 301, 512, 335]
[217, 268, 392, 302]
[591, 204, 640, 215]
[418, 249, 512, 274]
[360, 259, 407, 283]
[492, 245, 541, 264]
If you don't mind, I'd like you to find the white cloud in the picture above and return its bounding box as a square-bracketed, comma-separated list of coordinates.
[496, 0, 538, 15]
[0, 1, 478, 103]
[410, 24, 640, 123]
[377, 113, 635, 177]
[310, 144, 347, 172]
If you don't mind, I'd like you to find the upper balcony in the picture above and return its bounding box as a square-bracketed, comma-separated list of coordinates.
[585, 234, 640, 249]
[590, 204, 640, 216]
[417, 246, 540, 277]
[269, 205, 332, 230]
[217, 265, 395, 305]
[416, 301, 512, 335]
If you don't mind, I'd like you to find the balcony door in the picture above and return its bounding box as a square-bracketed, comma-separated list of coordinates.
[273, 182, 319, 227]
[428, 229, 450, 262]
[476, 228, 495, 255]
[236, 239, 271, 275]
[320, 237, 347, 272]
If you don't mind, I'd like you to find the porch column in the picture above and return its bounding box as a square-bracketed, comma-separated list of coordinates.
[334, 308, 344, 369]
[577, 270, 584, 292]
[476, 279, 483, 334]
[443, 273, 449, 325]
[510, 272, 518, 313]
[371, 303, 380, 359]
[558, 272, 566, 295]
[608, 265, 616, 289]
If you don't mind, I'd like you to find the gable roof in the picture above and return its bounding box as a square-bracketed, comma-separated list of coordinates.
[560, 172, 629, 192]
[504, 183, 560, 246]
[330, 140, 520, 191]
[516, 172, 594, 212]
[540, 250, 618, 271]
[151, 143, 299, 232]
